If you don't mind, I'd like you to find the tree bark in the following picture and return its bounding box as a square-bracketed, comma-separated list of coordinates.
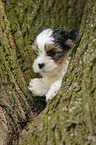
[0, 1, 46, 144]
[0, 0, 96, 144]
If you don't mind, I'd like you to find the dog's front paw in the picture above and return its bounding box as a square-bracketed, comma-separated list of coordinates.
[46, 90, 57, 103]
[46, 79, 62, 102]
[28, 78, 48, 96]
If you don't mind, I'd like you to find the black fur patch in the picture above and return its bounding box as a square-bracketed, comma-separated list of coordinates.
[47, 27, 78, 62]
[47, 48, 64, 62]
[52, 27, 78, 50]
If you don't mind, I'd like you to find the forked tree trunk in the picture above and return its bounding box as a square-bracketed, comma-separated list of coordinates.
[0, 0, 96, 144]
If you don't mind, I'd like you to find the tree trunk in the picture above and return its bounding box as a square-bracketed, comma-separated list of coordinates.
[0, 0, 96, 144]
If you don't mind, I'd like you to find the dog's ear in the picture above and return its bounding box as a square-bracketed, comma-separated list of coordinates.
[52, 27, 78, 49]
[69, 29, 79, 41]
[65, 29, 79, 48]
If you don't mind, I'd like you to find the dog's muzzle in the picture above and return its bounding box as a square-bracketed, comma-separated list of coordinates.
[38, 63, 45, 69]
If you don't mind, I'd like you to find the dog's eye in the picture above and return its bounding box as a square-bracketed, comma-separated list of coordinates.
[47, 50, 56, 57]
[35, 49, 39, 55]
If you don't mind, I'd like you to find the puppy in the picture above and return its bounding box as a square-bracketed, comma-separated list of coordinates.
[28, 27, 78, 102]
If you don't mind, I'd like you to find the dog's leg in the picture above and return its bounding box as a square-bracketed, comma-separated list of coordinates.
[46, 77, 62, 102]
[46, 57, 70, 102]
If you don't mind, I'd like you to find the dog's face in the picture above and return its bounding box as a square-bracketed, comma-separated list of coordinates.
[32, 28, 78, 76]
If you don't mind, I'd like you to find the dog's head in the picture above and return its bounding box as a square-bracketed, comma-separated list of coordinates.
[32, 27, 78, 76]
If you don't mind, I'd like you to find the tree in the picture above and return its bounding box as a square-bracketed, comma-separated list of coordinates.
[0, 0, 96, 144]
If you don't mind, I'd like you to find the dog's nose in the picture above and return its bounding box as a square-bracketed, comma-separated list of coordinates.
[38, 63, 45, 69]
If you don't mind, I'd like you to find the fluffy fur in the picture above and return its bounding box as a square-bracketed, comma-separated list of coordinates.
[28, 27, 78, 102]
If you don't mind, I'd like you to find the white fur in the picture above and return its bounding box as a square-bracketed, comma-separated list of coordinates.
[35, 29, 54, 51]
[33, 29, 58, 76]
[28, 29, 70, 102]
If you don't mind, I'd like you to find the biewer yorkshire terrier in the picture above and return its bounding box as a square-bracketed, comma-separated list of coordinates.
[28, 27, 78, 102]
